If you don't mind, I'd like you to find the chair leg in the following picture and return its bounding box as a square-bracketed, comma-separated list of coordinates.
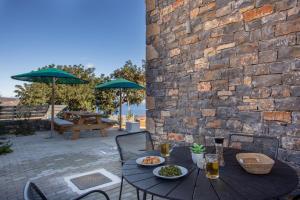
[119, 176, 124, 200]
[136, 189, 140, 200]
[142, 191, 147, 200]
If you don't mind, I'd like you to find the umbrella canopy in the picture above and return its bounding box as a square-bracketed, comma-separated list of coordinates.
[11, 68, 88, 138]
[11, 68, 88, 84]
[95, 78, 145, 130]
[95, 78, 144, 90]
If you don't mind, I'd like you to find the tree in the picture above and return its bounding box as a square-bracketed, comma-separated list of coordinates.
[111, 60, 145, 113]
[94, 74, 117, 115]
[14, 64, 103, 111]
[14, 61, 146, 116]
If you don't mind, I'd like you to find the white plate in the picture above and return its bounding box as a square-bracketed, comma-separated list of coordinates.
[153, 165, 188, 179]
[136, 156, 165, 166]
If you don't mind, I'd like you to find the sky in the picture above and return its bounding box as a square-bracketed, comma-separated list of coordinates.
[0, 0, 145, 97]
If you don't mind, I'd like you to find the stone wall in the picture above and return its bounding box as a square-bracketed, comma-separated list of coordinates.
[145, 0, 300, 165]
[0, 119, 50, 135]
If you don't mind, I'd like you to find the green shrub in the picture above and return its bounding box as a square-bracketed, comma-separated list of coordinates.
[0, 141, 13, 155]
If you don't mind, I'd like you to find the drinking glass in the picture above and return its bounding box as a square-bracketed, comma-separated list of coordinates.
[160, 142, 171, 157]
[214, 137, 225, 166]
[205, 154, 219, 179]
[160, 141, 175, 157]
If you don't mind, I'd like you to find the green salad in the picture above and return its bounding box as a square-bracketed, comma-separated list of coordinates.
[158, 165, 182, 177]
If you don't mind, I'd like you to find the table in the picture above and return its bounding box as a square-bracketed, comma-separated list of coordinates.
[64, 111, 114, 139]
[122, 147, 298, 200]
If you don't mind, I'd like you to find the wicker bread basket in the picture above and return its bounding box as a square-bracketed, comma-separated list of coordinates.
[236, 153, 275, 174]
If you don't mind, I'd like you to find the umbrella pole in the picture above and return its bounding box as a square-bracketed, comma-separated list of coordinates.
[119, 89, 122, 131]
[50, 77, 55, 138]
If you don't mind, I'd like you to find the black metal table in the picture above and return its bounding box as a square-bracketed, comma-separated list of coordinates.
[122, 147, 298, 200]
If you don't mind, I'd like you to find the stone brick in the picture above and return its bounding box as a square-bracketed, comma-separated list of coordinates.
[234, 31, 250, 44]
[226, 119, 243, 131]
[292, 112, 300, 124]
[238, 111, 261, 123]
[217, 91, 233, 96]
[270, 61, 291, 74]
[230, 52, 258, 67]
[198, 82, 211, 92]
[147, 23, 160, 37]
[169, 48, 181, 57]
[261, 11, 286, 25]
[201, 109, 216, 117]
[180, 35, 199, 45]
[252, 74, 282, 87]
[243, 5, 273, 22]
[271, 85, 291, 97]
[204, 47, 217, 57]
[259, 34, 296, 50]
[279, 46, 300, 61]
[195, 58, 209, 70]
[146, 0, 156, 12]
[244, 64, 269, 76]
[275, 18, 300, 36]
[263, 111, 292, 123]
[245, 19, 263, 32]
[249, 29, 262, 41]
[203, 19, 219, 30]
[146, 45, 159, 60]
[161, 5, 174, 16]
[287, 7, 300, 19]
[291, 86, 300, 97]
[258, 99, 275, 110]
[238, 105, 258, 111]
[199, 70, 222, 81]
[206, 120, 222, 128]
[211, 79, 228, 91]
[282, 136, 300, 150]
[216, 42, 235, 51]
[167, 89, 179, 96]
[244, 76, 252, 86]
[276, 0, 297, 11]
[258, 50, 277, 63]
[190, 8, 199, 19]
[251, 87, 271, 98]
[199, 2, 216, 15]
[146, 96, 155, 110]
[261, 25, 274, 40]
[216, 3, 232, 17]
[236, 42, 258, 54]
[172, 0, 184, 9]
[209, 58, 229, 70]
[275, 98, 300, 111]
[219, 12, 243, 26]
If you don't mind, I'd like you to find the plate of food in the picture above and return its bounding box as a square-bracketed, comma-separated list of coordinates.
[136, 156, 165, 166]
[153, 165, 188, 179]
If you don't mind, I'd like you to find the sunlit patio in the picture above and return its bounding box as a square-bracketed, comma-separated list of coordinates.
[0, 129, 157, 200]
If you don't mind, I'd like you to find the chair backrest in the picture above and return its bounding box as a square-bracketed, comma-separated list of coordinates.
[115, 131, 154, 164]
[24, 181, 47, 200]
[229, 134, 279, 159]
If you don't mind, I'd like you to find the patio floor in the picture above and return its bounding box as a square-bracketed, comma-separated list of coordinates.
[0, 129, 298, 200]
[0, 129, 161, 200]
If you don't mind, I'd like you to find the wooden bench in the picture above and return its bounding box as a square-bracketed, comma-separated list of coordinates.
[53, 118, 74, 135]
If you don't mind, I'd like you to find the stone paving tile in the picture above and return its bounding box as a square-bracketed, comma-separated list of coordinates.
[0, 129, 166, 200]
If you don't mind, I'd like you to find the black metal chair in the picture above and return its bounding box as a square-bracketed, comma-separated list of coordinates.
[228, 133, 279, 159]
[24, 181, 110, 200]
[115, 131, 154, 200]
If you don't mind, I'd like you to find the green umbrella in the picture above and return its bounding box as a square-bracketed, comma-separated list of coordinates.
[95, 78, 145, 130]
[12, 68, 88, 137]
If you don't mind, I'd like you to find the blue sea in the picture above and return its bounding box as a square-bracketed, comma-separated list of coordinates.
[121, 102, 146, 116]
[96, 102, 146, 116]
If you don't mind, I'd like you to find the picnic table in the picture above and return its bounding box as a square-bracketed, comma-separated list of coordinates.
[122, 146, 298, 200]
[63, 111, 115, 140]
